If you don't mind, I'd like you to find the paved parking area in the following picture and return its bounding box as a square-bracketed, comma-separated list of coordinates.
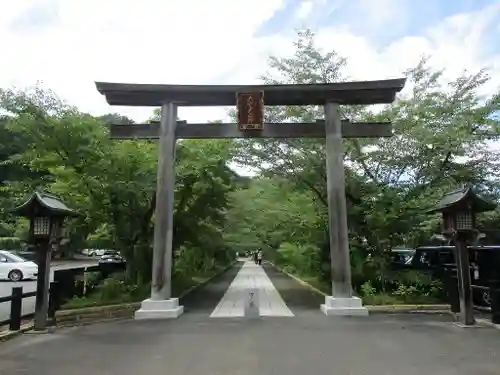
[1, 313, 500, 375]
[1, 262, 499, 375]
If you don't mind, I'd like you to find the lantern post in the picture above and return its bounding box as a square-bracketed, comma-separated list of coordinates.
[10, 192, 80, 331]
[428, 186, 496, 326]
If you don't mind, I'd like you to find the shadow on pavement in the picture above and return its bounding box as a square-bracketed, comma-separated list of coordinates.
[180, 261, 243, 313]
[262, 263, 324, 311]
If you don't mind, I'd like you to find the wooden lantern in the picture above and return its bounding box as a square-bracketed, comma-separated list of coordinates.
[428, 186, 496, 234]
[10, 191, 80, 243]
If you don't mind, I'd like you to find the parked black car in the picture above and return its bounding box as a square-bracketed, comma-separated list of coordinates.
[98, 250, 126, 277]
[390, 248, 416, 266]
[98, 250, 125, 264]
[409, 244, 500, 307]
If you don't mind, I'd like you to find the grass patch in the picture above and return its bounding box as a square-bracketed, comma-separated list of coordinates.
[61, 282, 148, 310]
[61, 264, 230, 310]
[61, 294, 142, 310]
[298, 275, 330, 294]
[362, 293, 442, 305]
[275, 263, 441, 306]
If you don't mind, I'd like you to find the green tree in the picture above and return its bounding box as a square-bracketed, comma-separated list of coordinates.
[0, 86, 239, 284]
[232, 29, 500, 290]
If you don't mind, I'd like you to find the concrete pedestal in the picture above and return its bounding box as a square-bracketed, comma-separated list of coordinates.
[134, 298, 184, 320]
[320, 296, 369, 316]
[243, 287, 260, 318]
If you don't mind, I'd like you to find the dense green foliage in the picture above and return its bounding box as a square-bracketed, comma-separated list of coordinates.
[1, 29, 500, 305]
[226, 30, 500, 301]
[0, 88, 238, 289]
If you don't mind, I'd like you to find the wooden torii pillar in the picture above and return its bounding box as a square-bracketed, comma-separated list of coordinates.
[95, 79, 405, 319]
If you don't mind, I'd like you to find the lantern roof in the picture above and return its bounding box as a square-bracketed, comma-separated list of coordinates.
[427, 186, 496, 214]
[10, 191, 80, 218]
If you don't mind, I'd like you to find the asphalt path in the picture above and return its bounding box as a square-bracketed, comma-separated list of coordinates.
[180, 260, 323, 316]
[0, 261, 97, 323]
[180, 261, 243, 314]
[262, 262, 324, 314]
[2, 262, 500, 374]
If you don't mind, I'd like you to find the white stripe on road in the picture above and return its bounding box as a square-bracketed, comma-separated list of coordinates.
[210, 261, 294, 318]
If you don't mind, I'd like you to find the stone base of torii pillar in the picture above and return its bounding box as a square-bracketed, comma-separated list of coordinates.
[135, 298, 184, 320]
[320, 296, 368, 316]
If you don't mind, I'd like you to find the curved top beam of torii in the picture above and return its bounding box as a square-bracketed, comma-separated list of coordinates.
[95, 78, 406, 107]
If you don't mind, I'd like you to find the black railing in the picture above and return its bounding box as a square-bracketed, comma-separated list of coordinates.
[0, 287, 36, 331]
[0, 263, 123, 332]
[0, 281, 61, 331]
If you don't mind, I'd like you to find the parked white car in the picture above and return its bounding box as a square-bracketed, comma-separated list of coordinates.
[0, 250, 38, 281]
[81, 249, 106, 257]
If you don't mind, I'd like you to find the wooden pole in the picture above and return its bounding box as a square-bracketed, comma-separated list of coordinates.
[324, 102, 352, 298]
[454, 233, 475, 325]
[34, 242, 52, 331]
[150, 102, 177, 301]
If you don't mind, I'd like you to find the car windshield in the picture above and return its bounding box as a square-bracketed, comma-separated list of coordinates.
[1, 251, 28, 263]
[103, 251, 119, 256]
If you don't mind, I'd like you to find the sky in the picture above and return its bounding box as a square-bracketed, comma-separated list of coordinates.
[1, 0, 500, 124]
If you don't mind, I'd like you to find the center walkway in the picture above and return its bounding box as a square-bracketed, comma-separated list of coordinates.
[210, 261, 294, 317]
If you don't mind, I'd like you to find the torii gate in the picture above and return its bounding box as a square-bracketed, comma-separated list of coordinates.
[95, 78, 405, 319]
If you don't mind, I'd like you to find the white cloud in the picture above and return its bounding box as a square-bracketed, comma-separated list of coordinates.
[354, 0, 410, 33]
[0, 0, 284, 122]
[295, 1, 314, 20]
[1, 0, 499, 126]
[317, 3, 500, 87]
[309, 3, 500, 110]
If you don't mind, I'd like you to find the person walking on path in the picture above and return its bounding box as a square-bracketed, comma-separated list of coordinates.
[253, 251, 258, 264]
[257, 250, 263, 265]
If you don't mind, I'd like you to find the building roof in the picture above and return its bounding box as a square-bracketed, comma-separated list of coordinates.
[95, 78, 406, 107]
[11, 191, 80, 218]
[427, 186, 497, 214]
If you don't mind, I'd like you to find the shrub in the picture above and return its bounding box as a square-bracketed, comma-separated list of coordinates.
[360, 281, 377, 297]
[62, 272, 150, 309]
[0, 237, 21, 250]
[74, 271, 102, 295]
[96, 278, 128, 300]
[277, 242, 321, 276]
